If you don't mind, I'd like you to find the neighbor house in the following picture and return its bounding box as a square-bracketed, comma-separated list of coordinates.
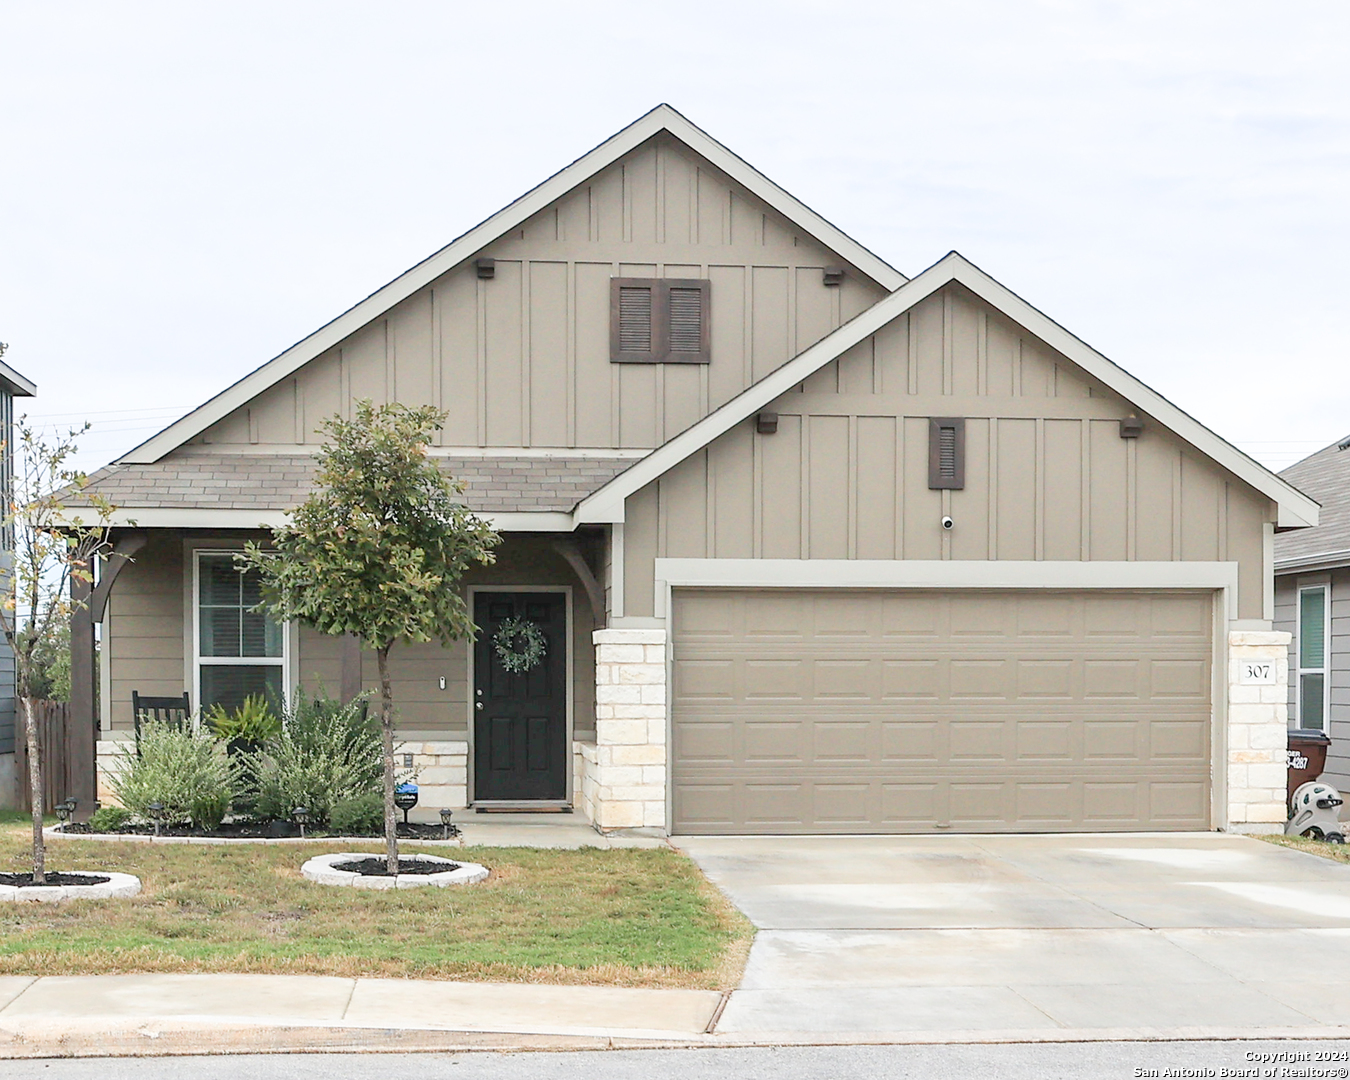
[1275, 438, 1349, 790]
[0, 355, 37, 808]
[75, 105, 1318, 835]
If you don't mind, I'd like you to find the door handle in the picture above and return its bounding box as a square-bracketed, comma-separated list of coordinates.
[475, 702, 484, 710]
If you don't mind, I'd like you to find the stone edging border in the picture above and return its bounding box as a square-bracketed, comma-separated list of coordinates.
[44, 826, 462, 847]
[0, 872, 141, 903]
[302, 852, 489, 889]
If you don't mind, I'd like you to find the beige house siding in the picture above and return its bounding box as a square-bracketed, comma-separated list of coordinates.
[622, 283, 1272, 620]
[105, 536, 185, 734]
[188, 136, 887, 456]
[104, 536, 596, 739]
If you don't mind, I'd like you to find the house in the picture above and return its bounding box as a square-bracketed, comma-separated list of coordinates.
[0, 353, 37, 808]
[1275, 439, 1349, 790]
[75, 105, 1318, 835]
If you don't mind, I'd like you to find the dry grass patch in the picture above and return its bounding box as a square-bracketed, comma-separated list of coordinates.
[1259, 833, 1350, 866]
[0, 813, 753, 989]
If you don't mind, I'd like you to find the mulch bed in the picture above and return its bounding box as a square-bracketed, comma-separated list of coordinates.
[331, 857, 462, 877]
[58, 822, 458, 840]
[0, 872, 112, 887]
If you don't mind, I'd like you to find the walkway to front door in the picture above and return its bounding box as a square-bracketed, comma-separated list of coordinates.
[473, 591, 568, 804]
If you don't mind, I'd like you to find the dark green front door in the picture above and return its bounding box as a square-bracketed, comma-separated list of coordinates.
[473, 592, 568, 803]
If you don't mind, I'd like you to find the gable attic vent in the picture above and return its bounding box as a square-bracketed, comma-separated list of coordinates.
[611, 278, 710, 364]
[928, 418, 966, 490]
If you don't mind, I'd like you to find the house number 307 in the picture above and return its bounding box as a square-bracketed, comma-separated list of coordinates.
[1239, 662, 1275, 685]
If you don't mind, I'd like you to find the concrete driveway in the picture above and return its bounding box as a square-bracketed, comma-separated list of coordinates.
[675, 832, 1350, 1039]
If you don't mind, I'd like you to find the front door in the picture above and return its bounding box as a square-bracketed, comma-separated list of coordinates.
[473, 591, 569, 803]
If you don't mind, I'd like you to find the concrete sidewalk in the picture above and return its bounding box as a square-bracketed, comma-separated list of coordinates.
[0, 973, 725, 1057]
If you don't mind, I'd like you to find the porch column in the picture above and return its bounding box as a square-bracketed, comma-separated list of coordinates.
[67, 574, 96, 803]
[1226, 629, 1292, 832]
[588, 628, 667, 832]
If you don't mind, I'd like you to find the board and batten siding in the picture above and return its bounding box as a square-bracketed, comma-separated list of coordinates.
[622, 282, 1272, 620]
[1275, 570, 1350, 790]
[105, 536, 186, 734]
[187, 136, 887, 454]
[104, 536, 597, 740]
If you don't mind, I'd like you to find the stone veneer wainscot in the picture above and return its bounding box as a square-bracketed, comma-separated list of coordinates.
[1226, 630, 1292, 832]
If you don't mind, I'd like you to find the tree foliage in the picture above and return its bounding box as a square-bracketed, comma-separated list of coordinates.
[0, 408, 116, 882]
[242, 401, 499, 871]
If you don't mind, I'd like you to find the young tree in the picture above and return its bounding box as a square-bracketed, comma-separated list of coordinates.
[0, 418, 115, 884]
[242, 401, 499, 873]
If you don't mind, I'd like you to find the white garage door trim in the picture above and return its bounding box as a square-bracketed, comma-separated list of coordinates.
[654, 559, 1240, 832]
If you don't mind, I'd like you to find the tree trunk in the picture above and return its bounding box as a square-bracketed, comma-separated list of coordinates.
[23, 696, 44, 885]
[376, 643, 397, 876]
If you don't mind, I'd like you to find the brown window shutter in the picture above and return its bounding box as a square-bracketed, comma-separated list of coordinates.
[611, 279, 658, 362]
[611, 277, 710, 363]
[663, 280, 710, 363]
[928, 418, 965, 489]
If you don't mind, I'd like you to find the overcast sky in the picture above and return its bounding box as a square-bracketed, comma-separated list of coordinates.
[2, 1, 1347, 473]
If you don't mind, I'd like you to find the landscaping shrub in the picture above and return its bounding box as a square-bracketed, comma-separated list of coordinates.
[109, 719, 241, 829]
[87, 806, 132, 833]
[329, 792, 384, 835]
[205, 694, 281, 750]
[253, 693, 385, 825]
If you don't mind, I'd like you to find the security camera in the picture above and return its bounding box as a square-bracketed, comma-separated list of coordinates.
[941, 516, 954, 530]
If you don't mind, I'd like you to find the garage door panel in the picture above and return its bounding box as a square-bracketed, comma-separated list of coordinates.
[672, 589, 1212, 834]
[881, 660, 942, 699]
[1150, 659, 1209, 699]
[1017, 722, 1074, 760]
[813, 784, 872, 824]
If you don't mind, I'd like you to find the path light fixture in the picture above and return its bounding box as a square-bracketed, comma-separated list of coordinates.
[55, 799, 74, 827]
[292, 806, 311, 839]
[394, 783, 419, 826]
[439, 808, 454, 840]
[147, 802, 164, 838]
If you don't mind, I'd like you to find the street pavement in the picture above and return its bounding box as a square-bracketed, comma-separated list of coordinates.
[675, 831, 1350, 1037]
[8, 1042, 1350, 1079]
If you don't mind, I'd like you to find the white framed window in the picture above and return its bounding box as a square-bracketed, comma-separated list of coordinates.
[1297, 583, 1329, 730]
[193, 551, 289, 716]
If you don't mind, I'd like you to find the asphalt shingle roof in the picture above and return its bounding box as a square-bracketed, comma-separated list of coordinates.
[80, 453, 635, 514]
[1276, 438, 1350, 569]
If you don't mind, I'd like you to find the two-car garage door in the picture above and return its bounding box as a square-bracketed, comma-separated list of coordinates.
[671, 589, 1213, 834]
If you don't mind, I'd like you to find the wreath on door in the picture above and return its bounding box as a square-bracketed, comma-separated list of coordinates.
[492, 616, 548, 673]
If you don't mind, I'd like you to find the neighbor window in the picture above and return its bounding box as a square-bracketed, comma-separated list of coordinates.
[195, 552, 286, 715]
[1298, 584, 1328, 730]
[610, 278, 710, 363]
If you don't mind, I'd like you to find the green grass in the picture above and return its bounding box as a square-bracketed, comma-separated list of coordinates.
[0, 819, 753, 988]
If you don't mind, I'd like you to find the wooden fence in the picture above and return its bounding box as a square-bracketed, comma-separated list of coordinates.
[13, 700, 72, 814]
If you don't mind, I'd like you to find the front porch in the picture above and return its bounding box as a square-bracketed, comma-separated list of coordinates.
[85, 529, 672, 833]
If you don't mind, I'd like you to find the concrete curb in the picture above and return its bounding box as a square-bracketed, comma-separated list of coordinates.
[7, 1019, 1350, 1059]
[301, 853, 489, 889]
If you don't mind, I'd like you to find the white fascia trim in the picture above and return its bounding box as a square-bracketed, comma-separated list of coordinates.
[578, 251, 1319, 531]
[119, 105, 906, 466]
[0, 358, 36, 397]
[652, 558, 1241, 618]
[102, 508, 578, 532]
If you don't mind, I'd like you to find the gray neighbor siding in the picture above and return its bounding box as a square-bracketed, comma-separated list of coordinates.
[0, 382, 13, 756]
[1275, 569, 1350, 792]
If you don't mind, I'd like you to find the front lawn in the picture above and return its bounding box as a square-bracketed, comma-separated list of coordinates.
[0, 814, 752, 989]
[1259, 833, 1350, 865]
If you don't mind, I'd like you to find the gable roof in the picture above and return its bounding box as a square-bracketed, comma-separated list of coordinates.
[120, 104, 907, 466]
[577, 251, 1320, 530]
[1274, 440, 1350, 571]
